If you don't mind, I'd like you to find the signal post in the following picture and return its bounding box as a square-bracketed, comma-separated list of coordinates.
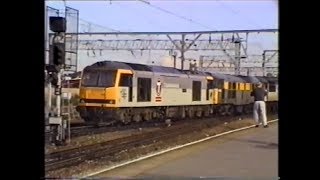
[46, 16, 68, 146]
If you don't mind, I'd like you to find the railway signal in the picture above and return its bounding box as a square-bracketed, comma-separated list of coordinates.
[47, 16, 68, 146]
[53, 43, 66, 66]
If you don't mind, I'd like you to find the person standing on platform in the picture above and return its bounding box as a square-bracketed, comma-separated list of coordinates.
[250, 82, 268, 128]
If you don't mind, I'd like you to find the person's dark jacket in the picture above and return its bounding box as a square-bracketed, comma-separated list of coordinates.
[251, 87, 268, 101]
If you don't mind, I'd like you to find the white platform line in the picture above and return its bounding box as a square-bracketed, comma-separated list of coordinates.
[80, 119, 279, 178]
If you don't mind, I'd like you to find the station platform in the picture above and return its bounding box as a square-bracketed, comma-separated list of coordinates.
[93, 122, 278, 179]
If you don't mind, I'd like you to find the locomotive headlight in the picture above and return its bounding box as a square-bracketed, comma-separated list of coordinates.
[108, 100, 115, 104]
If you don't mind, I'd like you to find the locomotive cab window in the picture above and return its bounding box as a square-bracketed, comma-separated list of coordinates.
[192, 81, 201, 101]
[81, 71, 99, 87]
[137, 78, 151, 102]
[119, 74, 133, 102]
[206, 80, 213, 100]
[81, 70, 116, 88]
[119, 74, 133, 87]
[98, 71, 117, 88]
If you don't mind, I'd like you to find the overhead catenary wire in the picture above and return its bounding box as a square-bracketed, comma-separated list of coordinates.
[216, 0, 264, 29]
[140, 2, 217, 31]
[54, 9, 121, 32]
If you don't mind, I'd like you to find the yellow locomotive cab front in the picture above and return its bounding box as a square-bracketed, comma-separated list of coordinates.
[78, 69, 119, 108]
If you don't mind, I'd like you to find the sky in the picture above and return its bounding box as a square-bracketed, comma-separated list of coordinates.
[46, 0, 278, 32]
[45, 0, 278, 73]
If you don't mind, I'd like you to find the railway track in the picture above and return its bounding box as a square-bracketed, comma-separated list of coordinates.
[45, 105, 278, 144]
[45, 115, 252, 172]
[45, 120, 166, 144]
